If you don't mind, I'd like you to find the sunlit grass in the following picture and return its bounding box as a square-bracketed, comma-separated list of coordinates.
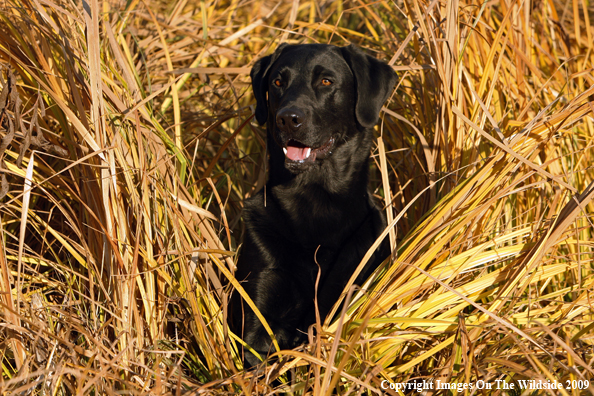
[0, 0, 592, 394]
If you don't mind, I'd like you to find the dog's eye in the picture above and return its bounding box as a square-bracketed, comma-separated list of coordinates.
[273, 79, 283, 87]
[321, 78, 333, 86]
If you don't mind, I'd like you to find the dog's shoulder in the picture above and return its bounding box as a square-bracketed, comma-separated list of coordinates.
[242, 189, 280, 222]
[241, 189, 292, 246]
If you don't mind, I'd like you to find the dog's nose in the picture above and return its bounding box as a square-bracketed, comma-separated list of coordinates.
[276, 108, 304, 132]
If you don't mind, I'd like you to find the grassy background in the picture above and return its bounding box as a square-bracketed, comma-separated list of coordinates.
[0, 0, 593, 394]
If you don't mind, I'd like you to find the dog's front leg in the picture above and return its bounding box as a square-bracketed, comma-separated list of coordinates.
[239, 265, 311, 367]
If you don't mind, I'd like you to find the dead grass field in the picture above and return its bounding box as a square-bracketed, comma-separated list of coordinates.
[0, 0, 593, 394]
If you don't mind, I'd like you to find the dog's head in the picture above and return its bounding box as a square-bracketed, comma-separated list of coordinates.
[251, 43, 397, 174]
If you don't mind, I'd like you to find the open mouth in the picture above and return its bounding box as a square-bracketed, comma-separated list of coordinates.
[282, 136, 335, 164]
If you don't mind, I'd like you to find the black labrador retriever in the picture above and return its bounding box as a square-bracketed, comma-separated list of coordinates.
[232, 43, 397, 367]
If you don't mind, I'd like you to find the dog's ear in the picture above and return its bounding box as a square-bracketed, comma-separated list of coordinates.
[251, 43, 289, 125]
[340, 44, 398, 128]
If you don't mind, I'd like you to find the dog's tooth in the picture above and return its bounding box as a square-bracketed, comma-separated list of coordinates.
[305, 148, 311, 158]
[283, 147, 288, 155]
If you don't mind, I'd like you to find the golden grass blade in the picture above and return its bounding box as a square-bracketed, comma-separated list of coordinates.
[168, 192, 216, 220]
[377, 136, 395, 252]
[17, 150, 34, 303]
[143, 1, 182, 183]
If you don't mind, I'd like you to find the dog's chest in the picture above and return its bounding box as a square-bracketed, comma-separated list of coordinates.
[274, 186, 368, 245]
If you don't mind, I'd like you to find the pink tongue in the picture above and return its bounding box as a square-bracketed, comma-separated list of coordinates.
[286, 146, 310, 161]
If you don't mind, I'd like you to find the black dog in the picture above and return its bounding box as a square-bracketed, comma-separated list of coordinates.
[232, 43, 397, 367]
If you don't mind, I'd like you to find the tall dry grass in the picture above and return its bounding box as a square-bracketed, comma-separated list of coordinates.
[0, 0, 592, 394]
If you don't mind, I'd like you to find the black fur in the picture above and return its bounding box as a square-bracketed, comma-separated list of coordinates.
[232, 44, 397, 367]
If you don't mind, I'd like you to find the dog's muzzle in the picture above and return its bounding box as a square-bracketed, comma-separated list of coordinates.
[282, 136, 336, 173]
